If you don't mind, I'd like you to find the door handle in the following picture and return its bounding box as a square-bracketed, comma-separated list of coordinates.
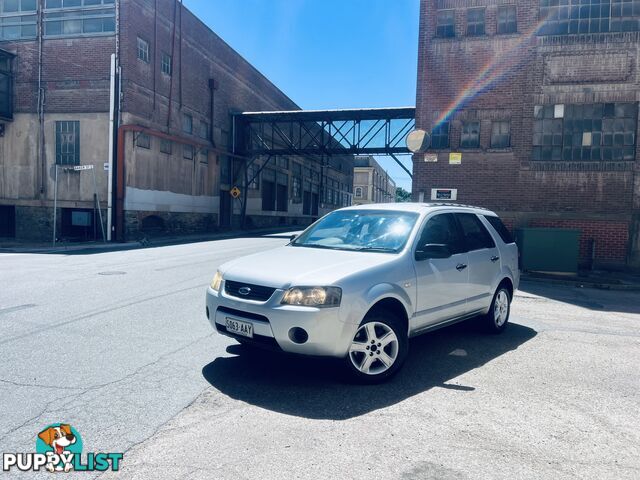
[491, 256, 500, 262]
[456, 263, 467, 271]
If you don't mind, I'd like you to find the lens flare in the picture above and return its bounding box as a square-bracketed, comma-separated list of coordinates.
[433, 16, 550, 129]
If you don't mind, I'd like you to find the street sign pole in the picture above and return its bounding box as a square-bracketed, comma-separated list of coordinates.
[92, 167, 107, 243]
[52, 164, 58, 246]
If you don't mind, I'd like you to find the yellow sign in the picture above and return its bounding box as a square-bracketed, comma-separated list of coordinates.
[449, 152, 462, 165]
[230, 186, 241, 199]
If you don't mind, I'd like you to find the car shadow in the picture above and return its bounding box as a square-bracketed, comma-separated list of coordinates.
[201, 320, 537, 420]
[519, 280, 640, 314]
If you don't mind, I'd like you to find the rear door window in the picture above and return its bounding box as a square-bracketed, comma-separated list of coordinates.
[484, 215, 514, 244]
[455, 213, 496, 251]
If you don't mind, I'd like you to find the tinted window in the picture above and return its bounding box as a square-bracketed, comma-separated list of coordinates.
[456, 213, 495, 251]
[416, 213, 464, 255]
[484, 215, 514, 244]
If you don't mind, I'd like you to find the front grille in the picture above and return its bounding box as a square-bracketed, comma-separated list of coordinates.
[217, 306, 269, 323]
[224, 280, 276, 302]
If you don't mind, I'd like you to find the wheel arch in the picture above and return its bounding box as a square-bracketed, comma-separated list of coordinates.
[365, 297, 410, 337]
[498, 276, 514, 299]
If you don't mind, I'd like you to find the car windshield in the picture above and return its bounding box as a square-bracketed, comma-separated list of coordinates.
[292, 210, 419, 253]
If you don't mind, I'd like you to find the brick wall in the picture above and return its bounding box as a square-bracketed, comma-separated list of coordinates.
[415, 0, 640, 267]
[120, 0, 298, 141]
[3, 36, 115, 114]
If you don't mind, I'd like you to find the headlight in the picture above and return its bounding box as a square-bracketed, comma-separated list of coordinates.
[281, 286, 342, 307]
[210, 271, 223, 292]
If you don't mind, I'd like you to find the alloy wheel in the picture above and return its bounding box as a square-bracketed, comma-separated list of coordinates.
[494, 290, 509, 327]
[349, 321, 399, 375]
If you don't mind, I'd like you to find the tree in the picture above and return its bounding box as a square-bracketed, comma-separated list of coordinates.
[396, 187, 411, 203]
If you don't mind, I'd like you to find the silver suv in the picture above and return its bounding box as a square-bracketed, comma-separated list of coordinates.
[205, 203, 519, 383]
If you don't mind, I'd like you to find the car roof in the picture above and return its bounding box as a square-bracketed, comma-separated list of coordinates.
[341, 202, 497, 216]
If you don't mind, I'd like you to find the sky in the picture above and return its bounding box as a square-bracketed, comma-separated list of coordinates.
[183, 0, 420, 192]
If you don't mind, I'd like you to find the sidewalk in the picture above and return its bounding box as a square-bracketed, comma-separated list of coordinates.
[0, 226, 300, 255]
[521, 270, 640, 291]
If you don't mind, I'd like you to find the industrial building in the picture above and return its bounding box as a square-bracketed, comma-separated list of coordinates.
[353, 155, 396, 205]
[0, 0, 353, 242]
[415, 0, 640, 269]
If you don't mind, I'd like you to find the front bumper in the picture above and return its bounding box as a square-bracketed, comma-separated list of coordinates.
[205, 286, 357, 358]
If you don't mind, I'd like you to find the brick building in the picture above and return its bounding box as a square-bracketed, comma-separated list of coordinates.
[415, 0, 640, 269]
[0, 0, 353, 242]
[353, 155, 396, 205]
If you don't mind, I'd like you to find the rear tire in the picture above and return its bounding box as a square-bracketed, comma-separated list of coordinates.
[344, 308, 408, 384]
[483, 285, 511, 333]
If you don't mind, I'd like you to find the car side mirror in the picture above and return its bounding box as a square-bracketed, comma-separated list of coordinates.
[415, 243, 451, 261]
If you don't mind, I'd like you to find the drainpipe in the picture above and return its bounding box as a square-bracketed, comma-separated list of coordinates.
[107, 53, 117, 241]
[37, 0, 45, 198]
[208, 78, 217, 146]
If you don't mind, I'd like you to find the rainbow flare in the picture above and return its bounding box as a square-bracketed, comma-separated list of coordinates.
[433, 16, 550, 129]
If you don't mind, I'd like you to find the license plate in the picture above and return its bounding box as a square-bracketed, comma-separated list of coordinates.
[225, 318, 253, 338]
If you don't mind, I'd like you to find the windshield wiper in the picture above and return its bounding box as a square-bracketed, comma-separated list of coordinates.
[292, 243, 344, 250]
[354, 246, 397, 253]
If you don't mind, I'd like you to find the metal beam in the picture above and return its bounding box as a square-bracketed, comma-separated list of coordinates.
[233, 107, 416, 157]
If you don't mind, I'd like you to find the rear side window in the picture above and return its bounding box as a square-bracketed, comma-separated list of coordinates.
[484, 215, 514, 244]
[455, 213, 496, 251]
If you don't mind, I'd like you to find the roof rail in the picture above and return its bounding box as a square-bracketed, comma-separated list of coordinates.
[420, 203, 491, 211]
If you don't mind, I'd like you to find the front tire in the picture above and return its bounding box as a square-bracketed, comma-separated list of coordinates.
[483, 286, 511, 333]
[344, 309, 408, 384]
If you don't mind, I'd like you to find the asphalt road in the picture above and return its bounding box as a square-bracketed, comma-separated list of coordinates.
[1, 236, 639, 479]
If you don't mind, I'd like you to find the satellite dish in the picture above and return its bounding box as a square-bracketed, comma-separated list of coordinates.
[406, 129, 431, 153]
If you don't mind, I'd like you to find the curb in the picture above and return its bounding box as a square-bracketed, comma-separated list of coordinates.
[0, 227, 299, 254]
[520, 276, 640, 292]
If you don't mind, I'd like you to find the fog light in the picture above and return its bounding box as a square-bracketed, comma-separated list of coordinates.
[288, 327, 308, 344]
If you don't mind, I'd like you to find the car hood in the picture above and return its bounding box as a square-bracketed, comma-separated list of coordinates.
[219, 245, 398, 288]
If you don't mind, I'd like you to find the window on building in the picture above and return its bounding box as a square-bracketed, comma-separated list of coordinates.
[246, 162, 260, 190]
[43, 0, 116, 37]
[533, 102, 638, 161]
[137, 37, 149, 63]
[291, 162, 301, 202]
[460, 121, 480, 148]
[183, 144, 194, 160]
[0, 0, 36, 40]
[436, 10, 455, 38]
[55, 120, 80, 165]
[276, 171, 288, 212]
[198, 121, 210, 140]
[355, 187, 363, 198]
[220, 156, 231, 184]
[497, 5, 517, 34]
[466, 8, 485, 36]
[490, 121, 511, 148]
[136, 132, 150, 149]
[182, 114, 193, 134]
[275, 156, 289, 169]
[431, 121, 450, 149]
[161, 52, 172, 76]
[0, 51, 12, 120]
[539, 0, 640, 35]
[262, 168, 276, 211]
[160, 138, 172, 154]
[199, 149, 208, 164]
